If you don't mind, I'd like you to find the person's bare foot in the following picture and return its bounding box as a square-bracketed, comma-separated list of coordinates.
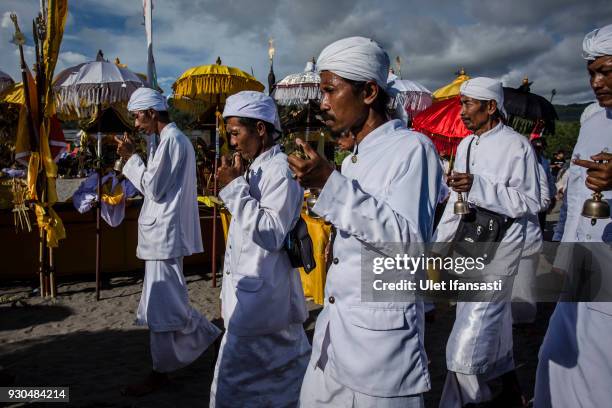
[121, 370, 169, 397]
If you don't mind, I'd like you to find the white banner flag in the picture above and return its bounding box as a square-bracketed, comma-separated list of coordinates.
[143, 0, 159, 91]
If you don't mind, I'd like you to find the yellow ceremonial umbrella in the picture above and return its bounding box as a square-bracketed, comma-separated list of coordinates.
[172, 57, 264, 288]
[172, 57, 264, 118]
[173, 58, 264, 105]
[432, 68, 470, 102]
[0, 82, 25, 105]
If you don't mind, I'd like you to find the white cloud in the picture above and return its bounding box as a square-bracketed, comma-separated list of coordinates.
[58, 51, 89, 66]
[1, 11, 14, 28]
[1, 0, 610, 105]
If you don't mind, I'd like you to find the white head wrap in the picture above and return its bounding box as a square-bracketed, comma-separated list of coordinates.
[317, 36, 390, 91]
[223, 91, 282, 133]
[127, 87, 168, 112]
[459, 77, 507, 118]
[583, 24, 612, 60]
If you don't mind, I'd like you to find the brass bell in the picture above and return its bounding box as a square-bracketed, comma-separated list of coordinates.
[454, 192, 471, 215]
[306, 188, 321, 219]
[582, 191, 610, 225]
[113, 158, 126, 173]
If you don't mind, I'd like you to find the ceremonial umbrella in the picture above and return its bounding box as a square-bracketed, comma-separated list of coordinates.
[412, 95, 470, 156]
[432, 69, 470, 102]
[0, 70, 14, 94]
[0, 81, 67, 164]
[0, 82, 24, 105]
[172, 57, 264, 117]
[0, 81, 20, 149]
[503, 78, 558, 135]
[387, 73, 432, 126]
[272, 60, 328, 155]
[53, 51, 145, 300]
[272, 60, 320, 106]
[172, 57, 264, 288]
[53, 52, 145, 122]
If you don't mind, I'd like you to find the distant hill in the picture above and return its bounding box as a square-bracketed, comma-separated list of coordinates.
[553, 102, 593, 122]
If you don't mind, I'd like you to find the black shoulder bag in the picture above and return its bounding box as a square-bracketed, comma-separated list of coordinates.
[452, 138, 515, 263]
[285, 217, 316, 273]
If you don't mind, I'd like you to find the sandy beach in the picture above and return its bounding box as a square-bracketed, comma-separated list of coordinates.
[0, 200, 561, 408]
[0, 265, 554, 408]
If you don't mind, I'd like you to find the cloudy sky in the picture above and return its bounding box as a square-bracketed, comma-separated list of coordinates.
[2, 0, 611, 104]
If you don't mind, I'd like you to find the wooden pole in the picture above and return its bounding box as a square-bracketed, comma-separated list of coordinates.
[95, 108, 103, 301]
[211, 107, 219, 288]
[34, 13, 52, 297]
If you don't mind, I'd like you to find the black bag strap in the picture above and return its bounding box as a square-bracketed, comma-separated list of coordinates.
[465, 137, 475, 174]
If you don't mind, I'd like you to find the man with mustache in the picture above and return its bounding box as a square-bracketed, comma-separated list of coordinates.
[534, 23, 612, 408]
[434, 77, 541, 407]
[115, 87, 221, 396]
[289, 36, 442, 407]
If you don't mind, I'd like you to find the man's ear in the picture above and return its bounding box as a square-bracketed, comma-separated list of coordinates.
[146, 109, 157, 120]
[488, 100, 498, 116]
[256, 121, 267, 136]
[363, 81, 379, 106]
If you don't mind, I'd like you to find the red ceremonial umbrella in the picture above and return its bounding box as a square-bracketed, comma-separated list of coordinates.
[412, 95, 471, 156]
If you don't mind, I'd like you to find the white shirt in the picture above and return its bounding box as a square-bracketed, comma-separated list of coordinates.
[309, 119, 442, 396]
[434, 122, 542, 247]
[219, 145, 308, 336]
[561, 108, 612, 243]
[122, 122, 203, 260]
[524, 162, 552, 256]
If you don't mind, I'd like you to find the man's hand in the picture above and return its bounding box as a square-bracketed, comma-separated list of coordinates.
[217, 153, 244, 187]
[547, 197, 557, 214]
[287, 138, 334, 189]
[447, 171, 474, 193]
[573, 152, 612, 192]
[114, 132, 135, 160]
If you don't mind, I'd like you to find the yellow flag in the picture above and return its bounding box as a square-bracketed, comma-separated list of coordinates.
[37, 0, 68, 246]
[43, 0, 68, 117]
[14, 70, 39, 166]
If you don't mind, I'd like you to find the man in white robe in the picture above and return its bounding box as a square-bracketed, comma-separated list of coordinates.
[534, 24, 612, 408]
[208, 91, 310, 407]
[434, 77, 541, 407]
[512, 161, 551, 324]
[289, 36, 442, 407]
[115, 87, 221, 395]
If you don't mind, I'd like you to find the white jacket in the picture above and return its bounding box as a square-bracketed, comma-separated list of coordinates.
[123, 122, 203, 260]
[219, 145, 308, 336]
[309, 120, 442, 397]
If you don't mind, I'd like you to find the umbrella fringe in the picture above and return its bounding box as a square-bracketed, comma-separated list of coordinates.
[506, 115, 554, 135]
[173, 75, 264, 101]
[54, 82, 143, 119]
[391, 92, 433, 121]
[171, 97, 211, 116]
[424, 132, 461, 156]
[273, 86, 321, 106]
[507, 115, 536, 134]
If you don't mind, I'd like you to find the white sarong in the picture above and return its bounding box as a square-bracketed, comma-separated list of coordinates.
[136, 258, 221, 372]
